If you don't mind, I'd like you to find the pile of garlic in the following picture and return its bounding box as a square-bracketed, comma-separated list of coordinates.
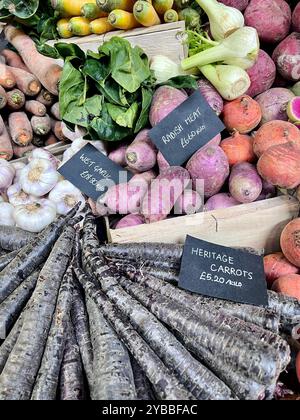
[0, 148, 85, 233]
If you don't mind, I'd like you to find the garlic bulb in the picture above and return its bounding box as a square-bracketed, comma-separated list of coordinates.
[20, 158, 59, 197]
[62, 138, 108, 164]
[7, 183, 35, 207]
[11, 162, 26, 184]
[0, 202, 15, 226]
[14, 199, 57, 233]
[48, 180, 85, 215]
[0, 160, 15, 190]
[29, 149, 60, 169]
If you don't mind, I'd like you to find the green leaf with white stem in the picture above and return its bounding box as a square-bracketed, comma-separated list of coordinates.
[182, 27, 259, 71]
[200, 64, 251, 101]
[0, 0, 39, 18]
[196, 0, 244, 41]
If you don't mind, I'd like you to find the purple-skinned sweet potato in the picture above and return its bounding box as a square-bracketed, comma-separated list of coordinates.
[272, 32, 300, 82]
[108, 144, 127, 167]
[125, 129, 157, 172]
[244, 0, 292, 44]
[186, 145, 230, 198]
[246, 50, 276, 98]
[142, 166, 190, 223]
[115, 214, 145, 229]
[196, 79, 223, 116]
[149, 86, 188, 127]
[292, 3, 300, 32]
[174, 190, 203, 215]
[255, 88, 295, 124]
[204, 193, 240, 211]
[229, 162, 262, 204]
[219, 0, 249, 11]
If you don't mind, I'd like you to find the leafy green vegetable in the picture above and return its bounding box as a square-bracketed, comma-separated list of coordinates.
[162, 75, 198, 90]
[58, 38, 156, 142]
[0, 0, 39, 19]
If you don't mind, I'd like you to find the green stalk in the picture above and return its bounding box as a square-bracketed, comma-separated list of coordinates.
[182, 43, 225, 70]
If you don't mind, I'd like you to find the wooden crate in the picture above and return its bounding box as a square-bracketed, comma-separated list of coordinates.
[107, 196, 300, 254]
[49, 21, 187, 65]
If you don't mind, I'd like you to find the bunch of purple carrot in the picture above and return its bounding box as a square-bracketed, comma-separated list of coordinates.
[0, 208, 299, 400]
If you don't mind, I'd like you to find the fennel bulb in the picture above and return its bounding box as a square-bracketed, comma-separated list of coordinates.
[182, 27, 260, 71]
[196, 0, 244, 41]
[200, 64, 251, 101]
[150, 56, 184, 84]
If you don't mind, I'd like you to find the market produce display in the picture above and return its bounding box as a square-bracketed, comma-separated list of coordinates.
[0, 0, 300, 402]
[0, 210, 298, 400]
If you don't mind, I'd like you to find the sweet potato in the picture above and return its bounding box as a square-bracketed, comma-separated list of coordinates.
[246, 50, 276, 98]
[142, 166, 190, 223]
[186, 145, 229, 198]
[255, 88, 295, 124]
[0, 63, 16, 89]
[204, 193, 240, 211]
[115, 214, 145, 229]
[292, 2, 300, 32]
[257, 142, 300, 189]
[174, 190, 202, 215]
[222, 95, 262, 134]
[253, 120, 300, 158]
[281, 218, 300, 267]
[229, 162, 262, 204]
[196, 79, 223, 116]
[149, 86, 188, 127]
[126, 129, 157, 172]
[272, 274, 300, 300]
[272, 32, 300, 82]
[244, 0, 292, 44]
[219, 0, 249, 10]
[6, 89, 25, 110]
[264, 252, 299, 287]
[220, 132, 255, 166]
[9, 112, 33, 146]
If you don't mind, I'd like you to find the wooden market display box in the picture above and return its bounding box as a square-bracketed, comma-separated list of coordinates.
[106, 196, 300, 254]
[49, 21, 187, 64]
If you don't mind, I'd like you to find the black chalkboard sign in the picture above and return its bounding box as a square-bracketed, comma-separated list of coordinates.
[0, 32, 8, 53]
[149, 90, 225, 166]
[58, 143, 132, 201]
[179, 236, 268, 307]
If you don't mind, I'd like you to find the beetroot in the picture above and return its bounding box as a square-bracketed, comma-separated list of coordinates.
[196, 79, 224, 116]
[204, 193, 240, 211]
[246, 50, 276, 98]
[115, 214, 145, 229]
[244, 0, 292, 44]
[255, 88, 295, 124]
[272, 32, 300, 82]
[229, 162, 262, 203]
[219, 0, 249, 11]
[174, 190, 203, 215]
[141, 166, 190, 223]
[292, 2, 300, 32]
[149, 86, 188, 127]
[186, 145, 230, 198]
